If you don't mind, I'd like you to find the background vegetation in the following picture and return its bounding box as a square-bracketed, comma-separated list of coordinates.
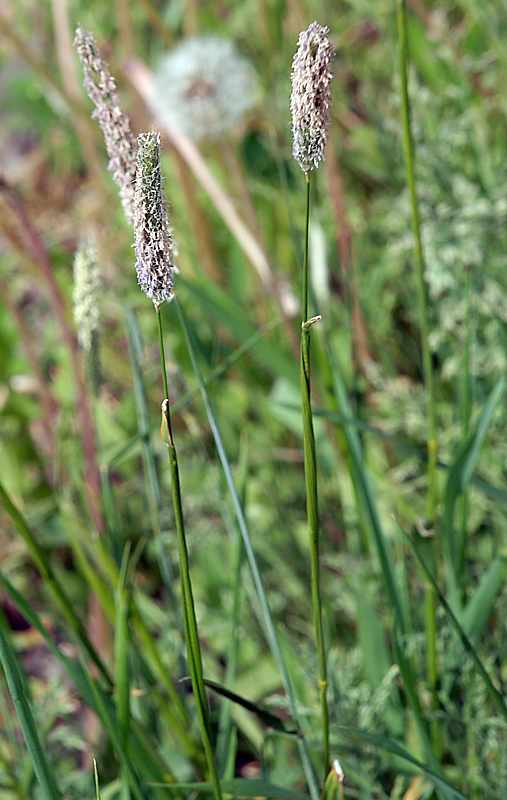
[1, 1, 506, 798]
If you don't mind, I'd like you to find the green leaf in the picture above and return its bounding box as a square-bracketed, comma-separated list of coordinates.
[460, 554, 507, 643]
[323, 342, 407, 634]
[174, 299, 319, 800]
[334, 726, 465, 800]
[442, 378, 505, 603]
[93, 760, 103, 800]
[0, 608, 62, 800]
[0, 481, 110, 685]
[0, 574, 173, 787]
[192, 678, 297, 734]
[405, 533, 507, 725]
[149, 778, 309, 799]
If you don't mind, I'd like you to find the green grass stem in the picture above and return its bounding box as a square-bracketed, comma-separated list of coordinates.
[396, 0, 439, 749]
[175, 299, 320, 800]
[299, 173, 329, 777]
[155, 303, 223, 800]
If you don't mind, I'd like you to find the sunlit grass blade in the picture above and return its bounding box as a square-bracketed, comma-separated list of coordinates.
[0, 607, 62, 800]
[175, 299, 320, 800]
[93, 759, 103, 800]
[0, 481, 110, 685]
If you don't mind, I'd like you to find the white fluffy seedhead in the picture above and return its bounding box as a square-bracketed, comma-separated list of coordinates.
[154, 36, 259, 142]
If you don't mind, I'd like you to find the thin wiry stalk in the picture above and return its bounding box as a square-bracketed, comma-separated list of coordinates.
[300, 173, 329, 776]
[396, 0, 440, 751]
[155, 304, 223, 800]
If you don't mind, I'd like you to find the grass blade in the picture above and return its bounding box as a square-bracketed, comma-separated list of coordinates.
[149, 778, 309, 799]
[442, 378, 505, 603]
[197, 678, 297, 734]
[0, 573, 175, 786]
[0, 607, 62, 800]
[175, 299, 320, 800]
[93, 759, 103, 800]
[334, 727, 465, 800]
[406, 532, 507, 724]
[125, 308, 177, 600]
[323, 343, 406, 634]
[0, 481, 110, 685]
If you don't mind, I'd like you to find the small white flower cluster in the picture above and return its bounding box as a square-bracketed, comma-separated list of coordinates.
[154, 36, 259, 142]
[134, 132, 175, 306]
[73, 237, 101, 352]
[75, 27, 137, 223]
[290, 21, 335, 173]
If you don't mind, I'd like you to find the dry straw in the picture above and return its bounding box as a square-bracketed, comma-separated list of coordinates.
[74, 27, 137, 222]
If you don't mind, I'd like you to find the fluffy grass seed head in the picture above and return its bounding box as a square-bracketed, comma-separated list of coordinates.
[73, 236, 101, 352]
[290, 21, 335, 173]
[153, 36, 259, 142]
[74, 27, 137, 223]
[134, 132, 175, 306]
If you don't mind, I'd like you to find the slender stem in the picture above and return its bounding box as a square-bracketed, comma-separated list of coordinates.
[458, 266, 472, 588]
[299, 173, 329, 777]
[155, 304, 223, 800]
[397, 0, 440, 753]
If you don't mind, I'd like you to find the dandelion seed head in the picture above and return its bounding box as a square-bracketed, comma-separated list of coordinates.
[73, 236, 101, 352]
[74, 27, 137, 223]
[134, 131, 175, 306]
[290, 21, 335, 173]
[153, 36, 259, 142]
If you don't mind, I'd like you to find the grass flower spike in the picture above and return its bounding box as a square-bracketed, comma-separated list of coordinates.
[133, 130, 221, 800]
[290, 22, 335, 173]
[134, 132, 175, 306]
[74, 27, 137, 223]
[73, 237, 100, 353]
[291, 19, 335, 781]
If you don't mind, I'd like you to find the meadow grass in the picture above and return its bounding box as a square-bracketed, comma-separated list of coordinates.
[1, 2, 507, 799]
